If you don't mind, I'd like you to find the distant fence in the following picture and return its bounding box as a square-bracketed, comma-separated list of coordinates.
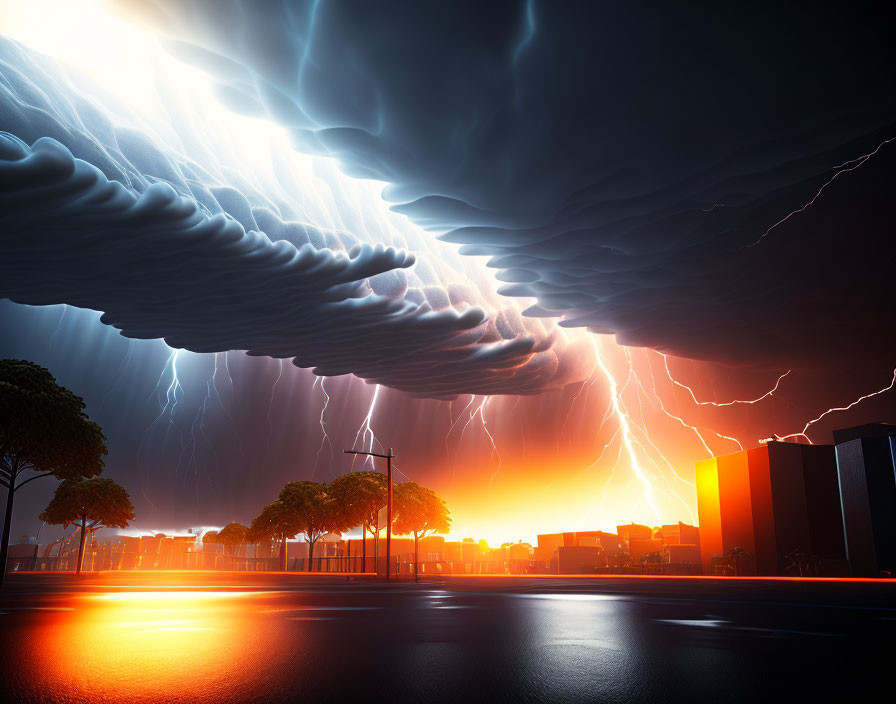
[6, 553, 700, 576]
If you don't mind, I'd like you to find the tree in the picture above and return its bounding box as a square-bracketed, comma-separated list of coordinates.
[39, 477, 134, 575]
[0, 360, 107, 586]
[279, 481, 344, 572]
[392, 482, 451, 582]
[249, 501, 300, 572]
[328, 472, 387, 572]
[215, 522, 249, 557]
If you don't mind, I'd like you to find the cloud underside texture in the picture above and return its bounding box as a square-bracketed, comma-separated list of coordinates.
[126, 0, 896, 368]
[0, 135, 579, 398]
[0, 37, 590, 398]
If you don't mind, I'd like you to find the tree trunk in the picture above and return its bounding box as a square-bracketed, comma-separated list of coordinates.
[280, 533, 287, 572]
[308, 537, 315, 572]
[0, 464, 17, 588]
[76, 513, 88, 576]
[374, 515, 379, 576]
[362, 523, 368, 573]
[414, 533, 419, 583]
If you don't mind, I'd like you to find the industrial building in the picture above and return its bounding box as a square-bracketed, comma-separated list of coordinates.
[696, 423, 896, 577]
[834, 423, 896, 576]
[696, 440, 847, 576]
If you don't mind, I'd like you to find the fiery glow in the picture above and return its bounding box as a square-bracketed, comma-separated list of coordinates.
[89, 590, 254, 601]
[28, 588, 291, 702]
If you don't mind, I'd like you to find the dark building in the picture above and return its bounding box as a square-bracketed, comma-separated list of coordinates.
[833, 422, 896, 445]
[696, 441, 847, 575]
[834, 423, 896, 577]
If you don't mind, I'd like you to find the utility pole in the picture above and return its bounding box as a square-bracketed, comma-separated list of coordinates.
[343, 447, 395, 582]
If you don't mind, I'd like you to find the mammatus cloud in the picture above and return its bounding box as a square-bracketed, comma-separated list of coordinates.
[0, 135, 573, 397]
[0, 38, 591, 397]
[120, 0, 896, 368]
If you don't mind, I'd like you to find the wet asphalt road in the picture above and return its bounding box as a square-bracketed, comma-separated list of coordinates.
[0, 572, 893, 703]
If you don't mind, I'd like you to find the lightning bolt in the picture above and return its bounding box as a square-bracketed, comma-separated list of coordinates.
[451, 395, 503, 485]
[446, 394, 476, 450]
[137, 347, 185, 517]
[591, 336, 661, 523]
[264, 359, 284, 461]
[620, 347, 698, 521]
[350, 383, 382, 469]
[477, 397, 502, 486]
[145, 348, 184, 435]
[312, 376, 334, 477]
[746, 135, 895, 248]
[661, 354, 790, 407]
[779, 367, 896, 443]
[645, 353, 744, 454]
[48, 304, 67, 346]
[458, 395, 485, 445]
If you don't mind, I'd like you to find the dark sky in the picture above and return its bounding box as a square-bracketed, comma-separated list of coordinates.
[1, 1, 893, 543]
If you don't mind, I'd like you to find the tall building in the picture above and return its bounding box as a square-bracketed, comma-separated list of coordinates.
[696, 441, 846, 575]
[834, 423, 896, 576]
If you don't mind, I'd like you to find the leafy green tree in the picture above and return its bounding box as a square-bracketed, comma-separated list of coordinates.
[39, 477, 134, 575]
[215, 522, 249, 556]
[328, 472, 387, 572]
[0, 360, 107, 586]
[279, 481, 344, 572]
[392, 482, 451, 582]
[249, 500, 300, 571]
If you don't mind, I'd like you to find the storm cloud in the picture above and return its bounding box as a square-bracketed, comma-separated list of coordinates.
[121, 0, 896, 368]
[0, 37, 588, 397]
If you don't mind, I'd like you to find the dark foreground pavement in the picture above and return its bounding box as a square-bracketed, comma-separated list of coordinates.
[0, 571, 893, 703]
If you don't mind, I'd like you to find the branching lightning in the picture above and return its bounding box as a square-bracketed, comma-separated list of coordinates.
[747, 136, 895, 248]
[350, 383, 382, 469]
[147, 349, 184, 434]
[312, 376, 334, 477]
[591, 337, 661, 523]
[645, 361, 743, 455]
[138, 347, 184, 515]
[264, 359, 284, 461]
[661, 354, 790, 407]
[779, 367, 896, 443]
[478, 398, 502, 486]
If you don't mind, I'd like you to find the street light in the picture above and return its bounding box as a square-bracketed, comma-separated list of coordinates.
[343, 447, 394, 581]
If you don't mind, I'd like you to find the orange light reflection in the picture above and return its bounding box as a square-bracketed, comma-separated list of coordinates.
[32, 590, 291, 703]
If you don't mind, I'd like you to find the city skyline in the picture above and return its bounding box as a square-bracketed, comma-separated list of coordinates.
[1, 1, 895, 551]
[10, 421, 894, 582]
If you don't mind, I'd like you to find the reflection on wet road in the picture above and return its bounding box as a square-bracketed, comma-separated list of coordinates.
[0, 573, 892, 703]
